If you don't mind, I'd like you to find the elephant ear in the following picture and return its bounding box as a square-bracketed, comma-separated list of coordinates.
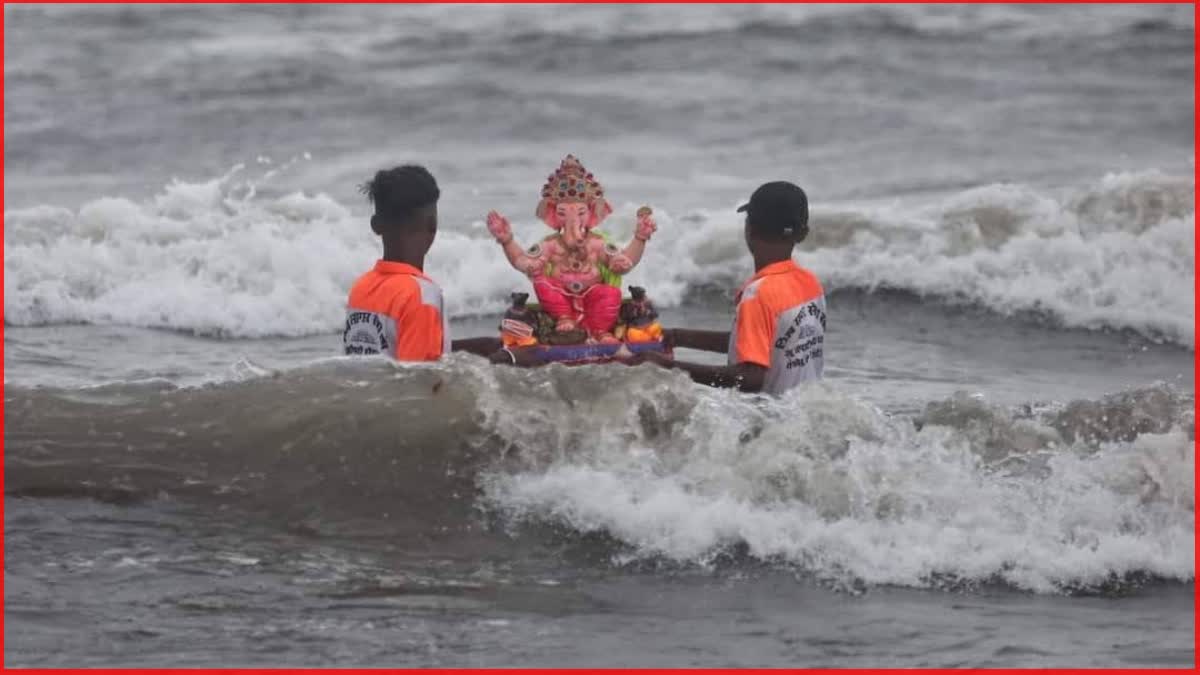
[591, 198, 613, 223]
[535, 198, 561, 229]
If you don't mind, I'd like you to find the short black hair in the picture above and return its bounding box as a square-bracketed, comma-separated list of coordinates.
[360, 165, 439, 222]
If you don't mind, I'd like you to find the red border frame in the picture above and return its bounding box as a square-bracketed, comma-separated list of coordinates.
[0, 1, 1195, 4]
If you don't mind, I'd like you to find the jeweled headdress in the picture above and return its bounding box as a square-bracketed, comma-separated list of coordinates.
[535, 155, 613, 225]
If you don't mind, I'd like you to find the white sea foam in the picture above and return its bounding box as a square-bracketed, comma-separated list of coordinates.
[4, 352, 1192, 593]
[4, 168, 1193, 346]
[474, 372, 1195, 593]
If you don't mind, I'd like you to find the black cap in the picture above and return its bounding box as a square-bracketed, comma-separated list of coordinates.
[737, 181, 808, 238]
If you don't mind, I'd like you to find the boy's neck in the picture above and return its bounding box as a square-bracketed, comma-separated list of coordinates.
[752, 248, 794, 272]
[382, 240, 425, 270]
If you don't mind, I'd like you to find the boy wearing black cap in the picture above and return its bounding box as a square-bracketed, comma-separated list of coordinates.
[632, 181, 825, 395]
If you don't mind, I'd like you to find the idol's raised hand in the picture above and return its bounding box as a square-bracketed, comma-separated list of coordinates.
[486, 210, 513, 244]
[635, 206, 657, 241]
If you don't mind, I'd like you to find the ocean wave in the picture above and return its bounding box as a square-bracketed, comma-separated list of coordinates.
[479, 373, 1194, 594]
[393, 4, 1194, 49]
[810, 171, 1196, 347]
[4, 358, 1193, 593]
[4, 166, 1193, 346]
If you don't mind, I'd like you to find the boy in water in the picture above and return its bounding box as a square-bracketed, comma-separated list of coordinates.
[632, 181, 825, 395]
[344, 165, 450, 360]
[343, 165, 527, 364]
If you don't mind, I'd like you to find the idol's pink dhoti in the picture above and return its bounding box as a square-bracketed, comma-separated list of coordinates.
[533, 278, 622, 336]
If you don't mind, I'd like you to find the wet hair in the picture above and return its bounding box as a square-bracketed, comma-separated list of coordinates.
[360, 165, 439, 223]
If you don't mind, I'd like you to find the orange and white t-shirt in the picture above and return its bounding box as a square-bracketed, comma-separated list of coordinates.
[728, 259, 826, 395]
[343, 261, 450, 361]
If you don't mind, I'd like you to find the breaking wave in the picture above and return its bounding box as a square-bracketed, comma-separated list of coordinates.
[4, 166, 1194, 347]
[5, 357, 1193, 593]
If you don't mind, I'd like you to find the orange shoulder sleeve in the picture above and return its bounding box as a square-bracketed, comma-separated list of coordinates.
[733, 293, 774, 368]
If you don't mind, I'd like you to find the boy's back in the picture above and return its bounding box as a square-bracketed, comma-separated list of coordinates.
[729, 260, 826, 396]
[344, 261, 449, 361]
[342, 165, 446, 362]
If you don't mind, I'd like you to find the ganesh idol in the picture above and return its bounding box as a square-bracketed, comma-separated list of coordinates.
[486, 155, 657, 344]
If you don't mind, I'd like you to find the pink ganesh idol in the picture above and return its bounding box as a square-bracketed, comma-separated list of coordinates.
[486, 155, 657, 344]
